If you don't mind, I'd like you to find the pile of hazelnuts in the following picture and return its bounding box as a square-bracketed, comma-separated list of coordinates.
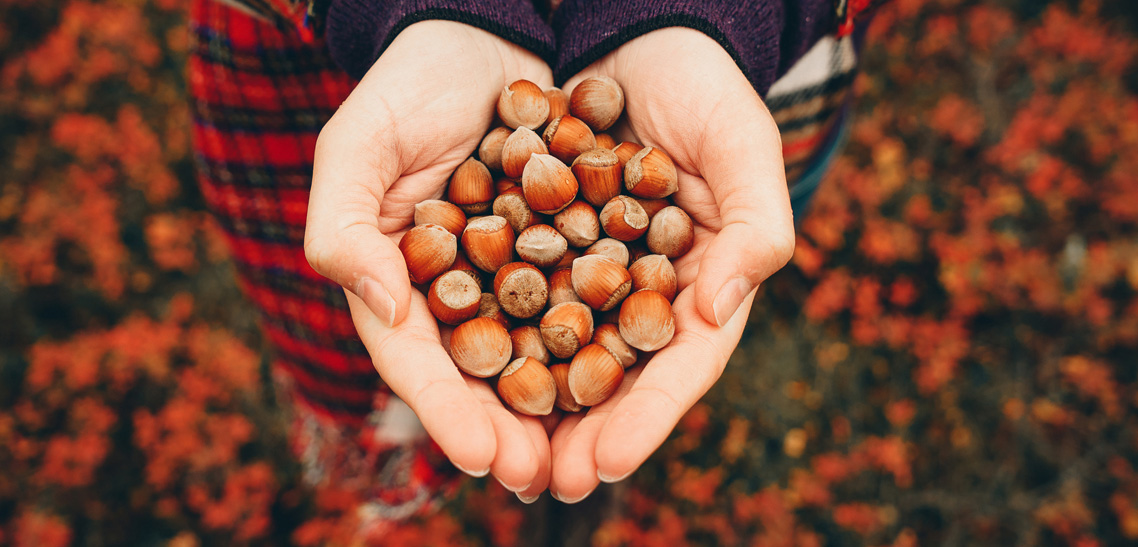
[398, 77, 694, 417]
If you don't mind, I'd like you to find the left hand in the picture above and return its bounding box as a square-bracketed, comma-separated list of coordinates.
[548, 27, 796, 503]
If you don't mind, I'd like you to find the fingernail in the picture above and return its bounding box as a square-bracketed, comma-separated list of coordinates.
[356, 277, 396, 327]
[516, 492, 540, 504]
[452, 461, 490, 478]
[597, 468, 633, 484]
[551, 488, 595, 504]
[712, 277, 752, 328]
[495, 476, 532, 493]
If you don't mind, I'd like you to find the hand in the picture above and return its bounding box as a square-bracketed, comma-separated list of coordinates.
[548, 27, 795, 502]
[304, 21, 554, 500]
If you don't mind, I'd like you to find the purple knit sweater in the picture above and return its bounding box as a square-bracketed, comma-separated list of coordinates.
[324, 0, 837, 96]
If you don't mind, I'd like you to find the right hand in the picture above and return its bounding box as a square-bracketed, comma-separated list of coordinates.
[304, 21, 554, 501]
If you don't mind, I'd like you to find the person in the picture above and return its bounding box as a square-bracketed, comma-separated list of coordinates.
[192, 0, 874, 525]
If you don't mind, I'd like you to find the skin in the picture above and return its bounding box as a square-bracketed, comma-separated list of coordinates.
[305, 22, 794, 502]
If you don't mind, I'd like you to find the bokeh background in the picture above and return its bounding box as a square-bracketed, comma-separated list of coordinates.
[2, 0, 1138, 545]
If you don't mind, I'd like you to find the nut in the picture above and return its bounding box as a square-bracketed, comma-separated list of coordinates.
[598, 195, 649, 241]
[497, 79, 550, 130]
[571, 148, 622, 207]
[634, 197, 670, 219]
[414, 200, 467, 237]
[553, 200, 601, 248]
[569, 76, 624, 131]
[571, 254, 631, 311]
[544, 87, 569, 127]
[478, 127, 512, 171]
[521, 154, 578, 215]
[612, 141, 643, 167]
[498, 357, 557, 416]
[547, 268, 582, 307]
[568, 344, 624, 406]
[548, 363, 582, 412]
[492, 187, 537, 234]
[446, 251, 481, 287]
[493, 262, 549, 319]
[542, 115, 596, 164]
[539, 301, 594, 359]
[510, 325, 551, 365]
[594, 133, 617, 150]
[501, 126, 548, 178]
[554, 248, 581, 269]
[448, 158, 494, 214]
[496, 177, 519, 194]
[450, 317, 513, 377]
[618, 289, 675, 351]
[584, 238, 629, 268]
[593, 323, 637, 369]
[515, 224, 567, 268]
[628, 254, 678, 301]
[624, 146, 679, 199]
[461, 216, 515, 273]
[646, 206, 694, 258]
[427, 270, 482, 325]
[398, 224, 457, 284]
[476, 292, 511, 328]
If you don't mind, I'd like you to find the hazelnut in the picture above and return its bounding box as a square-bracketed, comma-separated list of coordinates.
[553, 200, 601, 248]
[646, 206, 694, 259]
[510, 325, 551, 365]
[569, 76, 624, 131]
[448, 158, 494, 214]
[450, 317, 513, 377]
[548, 363, 582, 412]
[539, 302, 594, 359]
[542, 115, 596, 164]
[493, 262, 549, 319]
[568, 344, 624, 406]
[624, 146, 679, 199]
[571, 255, 631, 312]
[594, 133, 617, 150]
[478, 127, 512, 171]
[571, 148, 622, 207]
[497, 79, 550, 130]
[492, 187, 537, 235]
[476, 292, 511, 328]
[628, 254, 678, 302]
[521, 154, 578, 215]
[584, 238, 629, 268]
[495, 177, 520, 194]
[554, 248, 581, 270]
[612, 141, 643, 167]
[618, 289, 675, 351]
[634, 197, 670, 220]
[598, 195, 649, 242]
[501, 126, 548, 179]
[547, 268, 582, 307]
[414, 199, 467, 237]
[593, 323, 637, 369]
[515, 224, 567, 268]
[544, 88, 570, 127]
[398, 224, 457, 284]
[497, 357, 556, 416]
[427, 270, 482, 325]
[446, 251, 481, 287]
[461, 216, 515, 273]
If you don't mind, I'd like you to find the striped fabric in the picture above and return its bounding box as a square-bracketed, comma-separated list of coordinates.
[189, 0, 856, 520]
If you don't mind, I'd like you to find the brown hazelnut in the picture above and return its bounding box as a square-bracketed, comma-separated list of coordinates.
[510, 325, 551, 365]
[543, 115, 596, 164]
[569, 76, 624, 131]
[548, 363, 582, 412]
[461, 216, 515, 273]
[450, 317, 513, 377]
[628, 254, 678, 302]
[492, 187, 537, 235]
[548, 268, 582, 307]
[448, 158, 494, 214]
[571, 255, 631, 311]
[427, 270, 482, 325]
[497, 79, 550, 130]
[478, 127, 512, 172]
[515, 224, 567, 268]
[624, 146, 679, 199]
[399, 224, 457, 284]
[568, 344, 624, 406]
[594, 133, 617, 150]
[646, 206, 694, 259]
[554, 248, 581, 270]
[476, 292, 510, 328]
[498, 357, 556, 416]
[634, 197, 670, 219]
[493, 262, 549, 319]
[539, 302, 594, 359]
[495, 177, 520, 194]
[612, 141, 643, 167]
[544, 88, 569, 127]
[501, 126, 548, 179]
[618, 289, 675, 351]
[592, 323, 637, 369]
[414, 200, 467, 237]
[571, 148, 622, 207]
[584, 238, 629, 268]
[553, 200, 601, 248]
[521, 154, 578, 215]
[598, 195, 649, 242]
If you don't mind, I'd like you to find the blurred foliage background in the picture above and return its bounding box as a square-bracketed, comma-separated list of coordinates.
[2, 0, 1138, 545]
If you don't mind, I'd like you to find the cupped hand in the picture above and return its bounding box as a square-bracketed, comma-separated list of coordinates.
[304, 21, 553, 499]
[549, 27, 796, 502]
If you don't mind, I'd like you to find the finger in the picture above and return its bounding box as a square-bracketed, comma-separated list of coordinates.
[467, 380, 543, 492]
[693, 93, 795, 327]
[346, 291, 496, 476]
[593, 288, 756, 482]
[514, 415, 554, 504]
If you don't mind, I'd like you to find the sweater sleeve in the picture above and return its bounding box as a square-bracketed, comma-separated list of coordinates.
[551, 0, 838, 96]
[324, 0, 557, 80]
